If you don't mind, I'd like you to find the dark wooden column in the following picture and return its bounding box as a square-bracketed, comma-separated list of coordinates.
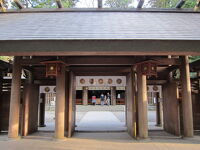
[111, 86, 116, 105]
[155, 93, 163, 126]
[68, 72, 76, 138]
[55, 64, 66, 139]
[137, 70, 148, 138]
[82, 86, 88, 105]
[8, 56, 22, 138]
[180, 56, 194, 137]
[0, 71, 3, 133]
[23, 84, 30, 136]
[126, 68, 137, 138]
[39, 93, 46, 127]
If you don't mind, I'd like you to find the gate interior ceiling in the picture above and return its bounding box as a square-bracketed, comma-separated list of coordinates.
[18, 56, 180, 84]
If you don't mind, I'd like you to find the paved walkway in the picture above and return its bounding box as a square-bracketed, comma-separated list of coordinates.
[0, 132, 200, 150]
[76, 111, 126, 131]
[38, 106, 162, 131]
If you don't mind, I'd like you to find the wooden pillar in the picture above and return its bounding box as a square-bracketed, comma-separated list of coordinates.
[8, 56, 22, 138]
[98, 0, 102, 8]
[111, 86, 116, 105]
[155, 93, 163, 126]
[55, 64, 66, 139]
[22, 84, 30, 136]
[82, 86, 88, 105]
[68, 72, 76, 137]
[0, 71, 3, 133]
[198, 71, 200, 91]
[137, 71, 148, 138]
[180, 56, 194, 137]
[22, 70, 34, 136]
[39, 93, 46, 127]
[126, 68, 137, 138]
[65, 70, 70, 137]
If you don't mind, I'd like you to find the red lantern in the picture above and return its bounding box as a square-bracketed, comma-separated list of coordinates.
[41, 60, 66, 77]
[136, 60, 158, 77]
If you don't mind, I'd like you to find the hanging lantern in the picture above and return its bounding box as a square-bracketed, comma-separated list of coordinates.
[41, 60, 66, 77]
[136, 60, 158, 77]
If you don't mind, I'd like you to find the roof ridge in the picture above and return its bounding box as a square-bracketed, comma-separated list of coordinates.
[1, 8, 200, 14]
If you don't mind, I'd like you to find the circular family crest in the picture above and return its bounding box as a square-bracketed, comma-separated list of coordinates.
[53, 87, 56, 92]
[44, 87, 50, 92]
[108, 79, 113, 84]
[80, 78, 85, 84]
[116, 79, 122, 84]
[98, 79, 104, 84]
[89, 78, 94, 84]
[153, 85, 158, 91]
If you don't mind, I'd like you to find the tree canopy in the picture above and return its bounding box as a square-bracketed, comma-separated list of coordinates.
[10, 0, 79, 8]
[105, 0, 134, 8]
[146, 0, 196, 8]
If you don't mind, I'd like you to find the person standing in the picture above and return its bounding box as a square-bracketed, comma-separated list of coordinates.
[100, 94, 104, 106]
[107, 93, 111, 106]
[92, 95, 96, 105]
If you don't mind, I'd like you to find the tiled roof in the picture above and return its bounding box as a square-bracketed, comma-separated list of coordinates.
[0, 11, 200, 40]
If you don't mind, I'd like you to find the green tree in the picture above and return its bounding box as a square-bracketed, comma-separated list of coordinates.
[10, 0, 79, 8]
[147, 0, 196, 8]
[105, 0, 134, 8]
[189, 56, 200, 63]
[0, 56, 13, 62]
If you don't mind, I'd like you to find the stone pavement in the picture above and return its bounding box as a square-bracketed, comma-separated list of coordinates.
[76, 111, 126, 131]
[0, 132, 200, 150]
[1, 105, 199, 150]
[39, 106, 161, 131]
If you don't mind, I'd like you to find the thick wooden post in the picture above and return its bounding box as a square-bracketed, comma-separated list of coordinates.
[126, 69, 137, 138]
[68, 72, 76, 138]
[137, 70, 148, 138]
[111, 86, 116, 105]
[155, 93, 162, 126]
[0, 72, 3, 133]
[82, 86, 88, 105]
[98, 0, 102, 8]
[55, 64, 66, 139]
[23, 84, 30, 136]
[39, 93, 46, 127]
[180, 56, 193, 137]
[8, 56, 22, 138]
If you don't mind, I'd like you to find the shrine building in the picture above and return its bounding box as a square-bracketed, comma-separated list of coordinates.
[0, 0, 200, 140]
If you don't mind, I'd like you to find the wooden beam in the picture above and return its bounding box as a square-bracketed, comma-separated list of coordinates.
[194, 0, 200, 11]
[55, 0, 63, 8]
[1, 40, 200, 56]
[20, 56, 180, 66]
[13, 0, 24, 9]
[137, 0, 144, 9]
[2, 8, 200, 13]
[150, 57, 181, 66]
[175, 0, 186, 8]
[65, 56, 140, 66]
[147, 80, 167, 85]
[70, 66, 131, 73]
